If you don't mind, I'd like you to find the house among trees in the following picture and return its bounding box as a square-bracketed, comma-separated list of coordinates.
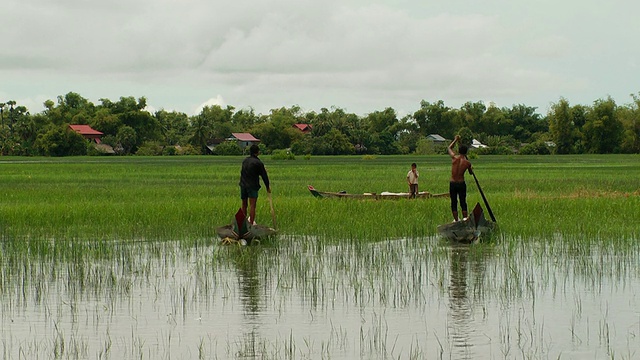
[228, 133, 261, 149]
[293, 123, 313, 134]
[426, 134, 447, 143]
[205, 139, 225, 153]
[69, 124, 115, 154]
[471, 139, 488, 149]
[69, 124, 103, 143]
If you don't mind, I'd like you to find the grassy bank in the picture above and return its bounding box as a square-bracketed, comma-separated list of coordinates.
[0, 155, 638, 241]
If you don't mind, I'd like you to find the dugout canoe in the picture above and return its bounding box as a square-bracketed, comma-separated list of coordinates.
[308, 185, 449, 200]
[436, 202, 496, 244]
[216, 208, 277, 245]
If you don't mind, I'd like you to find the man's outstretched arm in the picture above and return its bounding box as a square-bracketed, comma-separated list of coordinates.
[448, 135, 459, 157]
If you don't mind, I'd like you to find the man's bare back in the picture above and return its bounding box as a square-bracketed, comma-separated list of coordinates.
[448, 135, 472, 182]
[451, 155, 471, 182]
[447, 135, 473, 221]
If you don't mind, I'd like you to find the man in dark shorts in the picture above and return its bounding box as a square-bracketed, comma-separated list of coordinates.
[447, 135, 473, 221]
[239, 144, 271, 224]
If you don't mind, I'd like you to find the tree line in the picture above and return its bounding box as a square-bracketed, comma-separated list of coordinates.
[1, 92, 639, 156]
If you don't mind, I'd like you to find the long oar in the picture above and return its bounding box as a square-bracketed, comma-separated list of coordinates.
[267, 191, 277, 229]
[472, 172, 496, 223]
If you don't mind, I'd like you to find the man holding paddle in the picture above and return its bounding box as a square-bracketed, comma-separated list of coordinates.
[448, 135, 473, 221]
[239, 144, 271, 225]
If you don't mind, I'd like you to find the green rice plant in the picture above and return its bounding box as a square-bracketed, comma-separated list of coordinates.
[0, 154, 638, 242]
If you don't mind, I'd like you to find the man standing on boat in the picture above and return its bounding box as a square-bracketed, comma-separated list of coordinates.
[239, 144, 271, 225]
[407, 162, 419, 198]
[448, 135, 473, 221]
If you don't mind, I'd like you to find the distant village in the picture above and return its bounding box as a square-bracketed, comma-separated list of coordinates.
[1, 92, 638, 156]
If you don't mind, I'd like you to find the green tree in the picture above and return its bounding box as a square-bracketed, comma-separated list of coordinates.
[458, 101, 486, 134]
[619, 93, 640, 153]
[100, 96, 161, 150]
[415, 138, 437, 155]
[366, 107, 399, 134]
[122, 110, 160, 149]
[290, 138, 313, 155]
[397, 130, 421, 154]
[90, 108, 122, 136]
[155, 110, 190, 145]
[456, 127, 474, 148]
[308, 108, 334, 137]
[232, 108, 259, 130]
[413, 100, 456, 138]
[320, 128, 354, 155]
[309, 107, 356, 138]
[45, 92, 96, 126]
[213, 141, 243, 155]
[519, 141, 551, 155]
[135, 141, 163, 156]
[116, 125, 137, 154]
[35, 125, 88, 156]
[251, 106, 306, 151]
[11, 112, 49, 156]
[477, 103, 512, 137]
[583, 97, 623, 153]
[189, 113, 214, 153]
[370, 131, 400, 155]
[506, 104, 545, 143]
[548, 98, 575, 154]
[200, 105, 235, 139]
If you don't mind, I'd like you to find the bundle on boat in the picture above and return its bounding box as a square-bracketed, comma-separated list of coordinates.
[216, 208, 277, 245]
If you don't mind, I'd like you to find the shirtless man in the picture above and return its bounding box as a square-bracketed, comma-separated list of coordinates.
[448, 135, 473, 221]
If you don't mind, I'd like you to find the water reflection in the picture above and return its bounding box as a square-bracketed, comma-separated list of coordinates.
[447, 244, 489, 359]
[230, 247, 265, 358]
[232, 249, 263, 317]
[3, 236, 639, 359]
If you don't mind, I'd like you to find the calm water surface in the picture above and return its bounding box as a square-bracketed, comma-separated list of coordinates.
[1, 235, 639, 359]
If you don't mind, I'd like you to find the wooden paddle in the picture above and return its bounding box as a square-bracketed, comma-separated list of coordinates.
[267, 191, 277, 229]
[472, 172, 497, 223]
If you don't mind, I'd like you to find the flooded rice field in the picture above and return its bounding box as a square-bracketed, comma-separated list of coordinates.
[1, 235, 639, 359]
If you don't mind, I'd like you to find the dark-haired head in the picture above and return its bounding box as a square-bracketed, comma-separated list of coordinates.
[250, 144, 260, 155]
[459, 144, 468, 155]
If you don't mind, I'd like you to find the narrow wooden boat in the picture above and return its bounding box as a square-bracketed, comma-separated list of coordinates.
[437, 202, 496, 243]
[308, 185, 449, 200]
[216, 208, 277, 245]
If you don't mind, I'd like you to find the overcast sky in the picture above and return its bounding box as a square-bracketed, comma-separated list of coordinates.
[2, 0, 639, 117]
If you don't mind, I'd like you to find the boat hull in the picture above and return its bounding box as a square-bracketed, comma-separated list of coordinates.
[216, 224, 277, 243]
[216, 208, 277, 245]
[308, 185, 449, 200]
[437, 203, 495, 243]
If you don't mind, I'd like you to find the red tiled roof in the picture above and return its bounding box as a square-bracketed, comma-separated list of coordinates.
[69, 125, 103, 136]
[293, 123, 312, 131]
[231, 133, 260, 142]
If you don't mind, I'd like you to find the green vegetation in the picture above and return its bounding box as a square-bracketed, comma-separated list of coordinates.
[1, 155, 638, 241]
[1, 155, 639, 359]
[1, 92, 640, 157]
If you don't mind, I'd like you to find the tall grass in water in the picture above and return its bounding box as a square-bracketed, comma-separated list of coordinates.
[1, 220, 639, 358]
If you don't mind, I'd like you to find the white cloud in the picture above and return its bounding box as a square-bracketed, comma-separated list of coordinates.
[195, 95, 227, 114]
[2, 0, 640, 116]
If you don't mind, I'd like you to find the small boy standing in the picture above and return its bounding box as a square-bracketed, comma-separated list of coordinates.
[407, 163, 419, 199]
